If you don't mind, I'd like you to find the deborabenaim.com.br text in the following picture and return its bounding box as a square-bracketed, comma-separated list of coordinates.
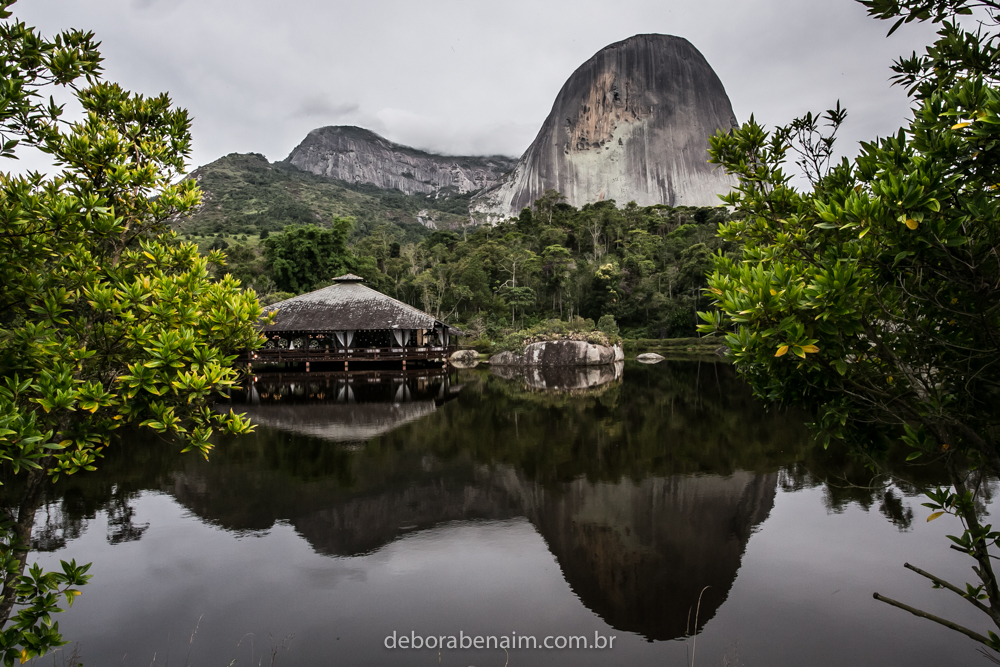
[384, 630, 616, 650]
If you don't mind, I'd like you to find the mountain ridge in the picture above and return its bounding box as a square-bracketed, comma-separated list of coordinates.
[285, 125, 518, 197]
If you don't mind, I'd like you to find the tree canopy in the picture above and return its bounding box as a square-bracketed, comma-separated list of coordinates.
[263, 218, 354, 293]
[0, 1, 265, 661]
[699, 0, 1000, 652]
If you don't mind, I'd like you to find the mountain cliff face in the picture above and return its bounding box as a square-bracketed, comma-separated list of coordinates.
[472, 34, 738, 221]
[285, 126, 517, 196]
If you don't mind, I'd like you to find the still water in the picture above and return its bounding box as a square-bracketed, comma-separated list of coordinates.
[16, 360, 996, 666]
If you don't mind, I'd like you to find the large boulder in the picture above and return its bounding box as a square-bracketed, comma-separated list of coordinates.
[489, 340, 624, 366]
[636, 353, 665, 364]
[449, 349, 480, 369]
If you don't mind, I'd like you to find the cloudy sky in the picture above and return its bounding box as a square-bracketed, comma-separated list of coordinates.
[16, 0, 943, 172]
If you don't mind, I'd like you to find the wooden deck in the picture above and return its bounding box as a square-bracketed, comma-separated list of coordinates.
[238, 345, 457, 364]
[245, 366, 453, 384]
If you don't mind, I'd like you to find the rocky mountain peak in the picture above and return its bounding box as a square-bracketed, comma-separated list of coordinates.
[285, 125, 518, 197]
[471, 34, 738, 221]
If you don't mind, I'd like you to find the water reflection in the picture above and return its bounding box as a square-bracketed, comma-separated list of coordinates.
[11, 360, 967, 664]
[234, 370, 460, 444]
[489, 361, 624, 391]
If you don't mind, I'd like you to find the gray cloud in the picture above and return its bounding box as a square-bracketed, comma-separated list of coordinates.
[13, 0, 946, 172]
[292, 97, 360, 119]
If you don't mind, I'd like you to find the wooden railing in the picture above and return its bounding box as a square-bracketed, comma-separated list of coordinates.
[238, 345, 457, 364]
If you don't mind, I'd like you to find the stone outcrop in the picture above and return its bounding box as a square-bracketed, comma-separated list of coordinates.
[636, 352, 665, 364]
[471, 34, 738, 221]
[449, 349, 480, 369]
[285, 126, 517, 196]
[488, 340, 624, 366]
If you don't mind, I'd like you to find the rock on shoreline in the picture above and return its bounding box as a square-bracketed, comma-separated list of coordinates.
[488, 340, 624, 366]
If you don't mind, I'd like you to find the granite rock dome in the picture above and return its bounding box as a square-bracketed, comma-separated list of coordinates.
[472, 34, 738, 220]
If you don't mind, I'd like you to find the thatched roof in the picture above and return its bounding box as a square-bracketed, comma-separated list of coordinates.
[262, 275, 444, 333]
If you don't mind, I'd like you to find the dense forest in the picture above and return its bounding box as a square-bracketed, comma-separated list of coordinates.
[190, 191, 734, 343]
[176, 152, 737, 343]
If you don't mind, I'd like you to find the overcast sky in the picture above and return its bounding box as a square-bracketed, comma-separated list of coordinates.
[15, 0, 944, 173]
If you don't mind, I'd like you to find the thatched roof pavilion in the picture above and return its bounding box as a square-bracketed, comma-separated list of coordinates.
[249, 274, 458, 367]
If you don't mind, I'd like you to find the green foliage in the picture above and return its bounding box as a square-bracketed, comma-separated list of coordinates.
[597, 314, 619, 336]
[177, 152, 463, 241]
[263, 219, 353, 293]
[0, 1, 266, 660]
[700, 5, 999, 466]
[369, 199, 729, 341]
[494, 317, 619, 353]
[699, 0, 1000, 651]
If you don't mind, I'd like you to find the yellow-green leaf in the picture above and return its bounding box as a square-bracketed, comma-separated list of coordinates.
[905, 218, 918, 230]
[775, 345, 789, 357]
[800, 344, 819, 354]
[927, 511, 945, 522]
[952, 122, 972, 129]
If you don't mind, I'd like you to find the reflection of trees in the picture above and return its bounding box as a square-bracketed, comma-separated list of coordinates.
[779, 431, 959, 532]
[12, 360, 965, 641]
[18, 361, 955, 538]
[405, 361, 812, 484]
[0, 432, 180, 561]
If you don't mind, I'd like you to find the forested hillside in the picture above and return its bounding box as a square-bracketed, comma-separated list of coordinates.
[177, 152, 474, 241]
[204, 190, 733, 342]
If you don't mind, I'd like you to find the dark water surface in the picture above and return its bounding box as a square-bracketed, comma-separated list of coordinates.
[18, 361, 995, 666]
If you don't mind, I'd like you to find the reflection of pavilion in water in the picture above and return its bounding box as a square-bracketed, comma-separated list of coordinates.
[192, 368, 779, 641]
[233, 369, 461, 444]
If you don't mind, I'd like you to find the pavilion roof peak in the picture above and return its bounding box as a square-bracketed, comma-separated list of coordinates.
[261, 280, 446, 333]
[332, 273, 364, 283]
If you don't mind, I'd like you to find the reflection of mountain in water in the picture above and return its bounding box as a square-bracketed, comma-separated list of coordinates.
[166, 452, 773, 639]
[518, 472, 776, 639]
[490, 361, 624, 391]
[153, 363, 796, 639]
[29, 362, 820, 641]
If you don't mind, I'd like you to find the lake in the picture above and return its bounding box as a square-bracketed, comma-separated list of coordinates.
[15, 360, 995, 666]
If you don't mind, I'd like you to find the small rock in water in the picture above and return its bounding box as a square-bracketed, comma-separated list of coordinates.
[636, 353, 665, 364]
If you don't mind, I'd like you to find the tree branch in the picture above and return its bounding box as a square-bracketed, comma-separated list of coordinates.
[873, 592, 994, 646]
[904, 562, 992, 615]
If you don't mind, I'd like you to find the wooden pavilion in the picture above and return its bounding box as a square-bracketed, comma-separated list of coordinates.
[244, 274, 459, 369]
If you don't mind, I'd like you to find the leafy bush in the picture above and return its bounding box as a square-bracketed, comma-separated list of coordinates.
[597, 314, 619, 336]
[495, 317, 620, 353]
